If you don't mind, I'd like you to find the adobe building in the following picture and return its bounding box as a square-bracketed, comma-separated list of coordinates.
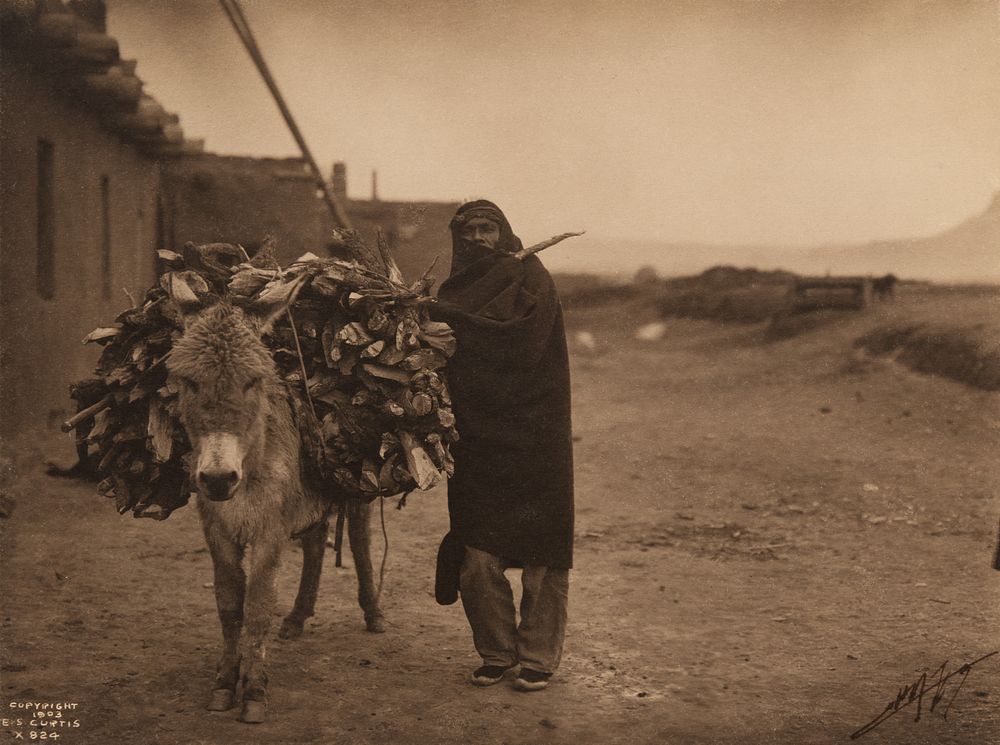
[335, 163, 460, 284]
[1, 2, 458, 439]
[161, 158, 459, 283]
[0, 0, 201, 438]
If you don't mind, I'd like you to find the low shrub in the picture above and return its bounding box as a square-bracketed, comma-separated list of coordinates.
[658, 285, 790, 324]
[855, 324, 1000, 391]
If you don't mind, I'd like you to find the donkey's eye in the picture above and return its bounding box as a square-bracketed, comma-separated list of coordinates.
[180, 378, 199, 393]
[243, 378, 260, 394]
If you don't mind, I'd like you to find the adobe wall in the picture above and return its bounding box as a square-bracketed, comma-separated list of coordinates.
[163, 155, 459, 287]
[0, 60, 160, 437]
[160, 154, 331, 260]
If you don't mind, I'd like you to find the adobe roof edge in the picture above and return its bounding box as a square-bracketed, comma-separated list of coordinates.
[1, 0, 203, 158]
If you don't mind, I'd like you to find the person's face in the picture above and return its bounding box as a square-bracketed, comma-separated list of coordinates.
[459, 217, 501, 250]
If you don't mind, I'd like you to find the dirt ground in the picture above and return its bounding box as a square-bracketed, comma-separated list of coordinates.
[2, 288, 998, 745]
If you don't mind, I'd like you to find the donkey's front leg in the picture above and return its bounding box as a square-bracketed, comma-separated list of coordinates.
[347, 499, 386, 633]
[239, 540, 282, 724]
[280, 518, 329, 639]
[205, 534, 245, 712]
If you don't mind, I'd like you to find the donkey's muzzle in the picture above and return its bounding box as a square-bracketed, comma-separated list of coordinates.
[197, 468, 239, 501]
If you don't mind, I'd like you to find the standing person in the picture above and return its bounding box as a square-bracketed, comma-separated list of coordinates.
[431, 200, 574, 692]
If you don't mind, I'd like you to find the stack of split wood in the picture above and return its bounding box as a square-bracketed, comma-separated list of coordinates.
[64, 283, 192, 520]
[66, 235, 458, 520]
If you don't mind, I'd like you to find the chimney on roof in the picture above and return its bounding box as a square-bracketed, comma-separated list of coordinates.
[371, 169, 378, 201]
[331, 161, 347, 198]
[68, 0, 107, 32]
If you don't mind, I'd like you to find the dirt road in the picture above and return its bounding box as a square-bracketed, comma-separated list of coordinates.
[2, 294, 998, 745]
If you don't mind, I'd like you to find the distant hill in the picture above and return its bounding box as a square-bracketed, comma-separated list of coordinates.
[546, 193, 1000, 283]
[800, 193, 1000, 282]
[542, 238, 793, 280]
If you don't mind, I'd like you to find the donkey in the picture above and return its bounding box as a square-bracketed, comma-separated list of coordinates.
[872, 273, 897, 302]
[166, 296, 385, 724]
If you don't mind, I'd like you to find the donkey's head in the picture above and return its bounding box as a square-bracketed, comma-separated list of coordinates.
[166, 297, 284, 502]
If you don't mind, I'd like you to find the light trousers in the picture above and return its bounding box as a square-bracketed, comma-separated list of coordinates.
[459, 546, 569, 674]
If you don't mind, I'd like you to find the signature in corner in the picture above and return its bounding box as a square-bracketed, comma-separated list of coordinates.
[849, 650, 998, 739]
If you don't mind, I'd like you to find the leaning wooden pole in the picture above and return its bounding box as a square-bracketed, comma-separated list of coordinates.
[219, 0, 352, 229]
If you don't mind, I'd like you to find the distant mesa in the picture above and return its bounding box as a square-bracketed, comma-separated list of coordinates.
[553, 192, 1000, 284]
[806, 190, 1000, 283]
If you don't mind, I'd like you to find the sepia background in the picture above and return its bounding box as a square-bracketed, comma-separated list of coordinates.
[1, 1, 998, 743]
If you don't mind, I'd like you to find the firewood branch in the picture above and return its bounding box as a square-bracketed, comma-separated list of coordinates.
[514, 231, 585, 260]
[61, 394, 112, 432]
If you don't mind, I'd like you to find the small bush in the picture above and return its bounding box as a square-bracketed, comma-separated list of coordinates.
[765, 309, 852, 341]
[560, 283, 640, 308]
[855, 324, 1000, 391]
[634, 265, 660, 284]
[658, 285, 790, 324]
[852, 325, 922, 355]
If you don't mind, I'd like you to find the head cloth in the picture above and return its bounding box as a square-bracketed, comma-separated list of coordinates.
[448, 200, 523, 274]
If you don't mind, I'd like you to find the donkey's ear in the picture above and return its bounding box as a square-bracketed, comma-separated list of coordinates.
[245, 275, 305, 335]
[162, 271, 207, 322]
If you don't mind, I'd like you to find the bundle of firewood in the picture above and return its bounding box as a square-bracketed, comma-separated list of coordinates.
[64, 281, 192, 520]
[66, 236, 458, 520]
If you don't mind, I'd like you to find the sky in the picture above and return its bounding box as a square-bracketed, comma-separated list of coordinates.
[106, 0, 1000, 260]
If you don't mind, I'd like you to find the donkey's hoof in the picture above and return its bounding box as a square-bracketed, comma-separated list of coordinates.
[241, 699, 267, 724]
[365, 613, 386, 633]
[207, 688, 235, 712]
[279, 616, 304, 639]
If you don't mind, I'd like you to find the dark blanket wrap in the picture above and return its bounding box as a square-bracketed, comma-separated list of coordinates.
[433, 238, 575, 569]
